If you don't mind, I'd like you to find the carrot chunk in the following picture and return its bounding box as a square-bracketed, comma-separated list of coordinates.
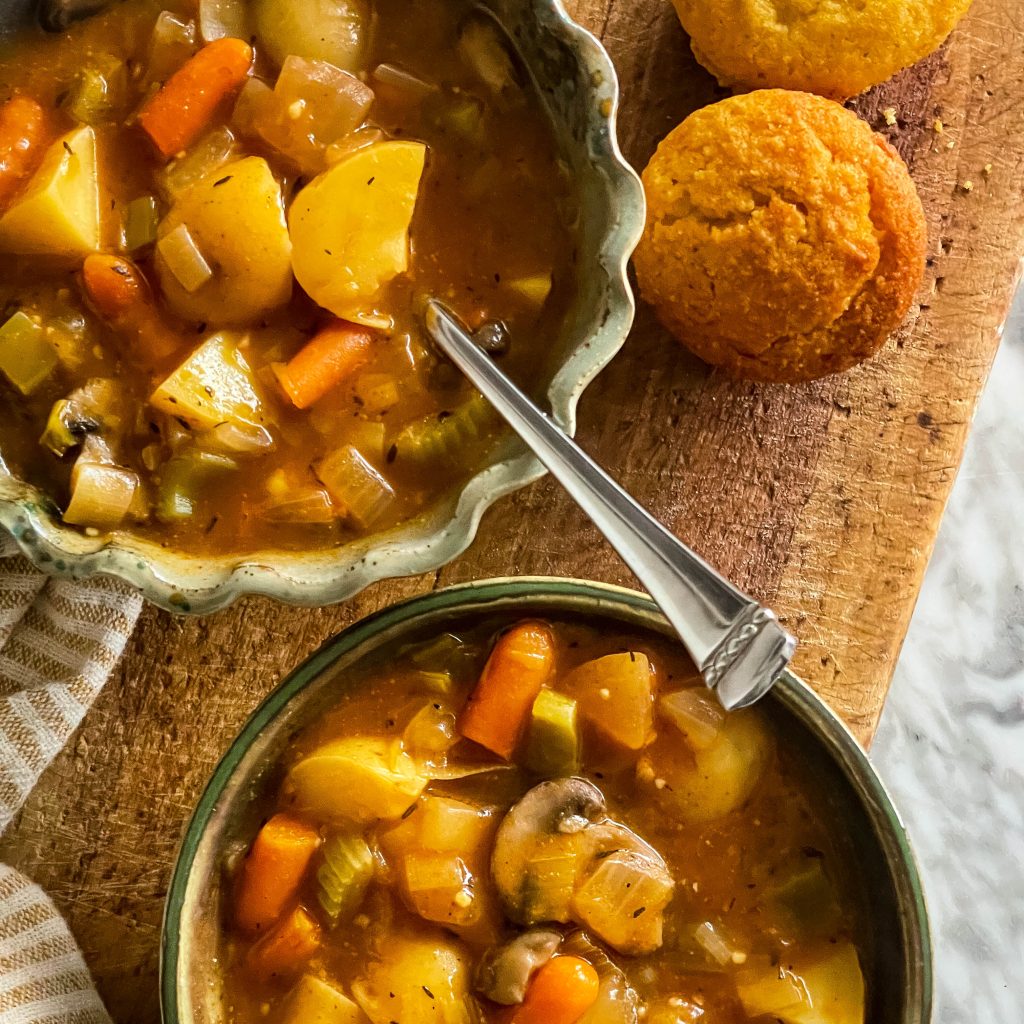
[459, 621, 555, 760]
[234, 813, 321, 934]
[246, 905, 321, 981]
[272, 321, 374, 409]
[0, 95, 50, 211]
[81, 254, 183, 365]
[511, 956, 600, 1024]
[138, 38, 253, 160]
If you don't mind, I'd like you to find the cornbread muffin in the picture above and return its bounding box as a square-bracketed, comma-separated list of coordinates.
[673, 0, 973, 99]
[634, 90, 927, 383]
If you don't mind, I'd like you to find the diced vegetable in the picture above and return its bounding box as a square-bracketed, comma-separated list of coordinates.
[524, 689, 580, 777]
[233, 58, 373, 174]
[122, 195, 159, 252]
[262, 484, 336, 524]
[81, 254, 183, 365]
[198, 0, 250, 43]
[290, 141, 426, 319]
[316, 831, 374, 926]
[392, 394, 498, 469]
[764, 855, 842, 941]
[314, 445, 395, 529]
[560, 934, 639, 1024]
[562, 652, 655, 751]
[287, 737, 427, 825]
[155, 156, 292, 324]
[511, 956, 600, 1024]
[401, 852, 477, 927]
[637, 708, 773, 823]
[403, 702, 458, 758]
[64, 461, 139, 529]
[139, 37, 254, 160]
[253, 0, 369, 71]
[571, 850, 675, 955]
[280, 975, 369, 1024]
[150, 332, 265, 431]
[353, 373, 400, 417]
[371, 64, 437, 101]
[62, 55, 128, 125]
[735, 943, 865, 1024]
[157, 223, 213, 292]
[159, 126, 241, 201]
[40, 400, 82, 455]
[506, 273, 552, 308]
[0, 126, 100, 257]
[459, 621, 555, 760]
[0, 311, 58, 394]
[658, 687, 725, 751]
[273, 322, 373, 409]
[145, 11, 198, 86]
[0, 95, 50, 212]
[457, 16, 519, 98]
[246, 905, 321, 981]
[235, 813, 321, 934]
[518, 840, 585, 923]
[408, 631, 478, 677]
[417, 796, 493, 854]
[352, 934, 479, 1024]
[692, 919, 744, 966]
[156, 450, 237, 522]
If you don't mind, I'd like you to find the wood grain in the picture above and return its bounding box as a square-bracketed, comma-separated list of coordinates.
[1, 0, 1023, 1020]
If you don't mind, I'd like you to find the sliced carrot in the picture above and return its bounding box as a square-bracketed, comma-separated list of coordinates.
[246, 905, 321, 981]
[0, 95, 50, 211]
[511, 956, 600, 1024]
[459, 621, 555, 760]
[234, 813, 322, 934]
[138, 38, 253, 159]
[272, 321, 374, 409]
[81, 254, 183, 365]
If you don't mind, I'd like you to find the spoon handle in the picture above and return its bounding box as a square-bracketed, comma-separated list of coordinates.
[426, 301, 795, 709]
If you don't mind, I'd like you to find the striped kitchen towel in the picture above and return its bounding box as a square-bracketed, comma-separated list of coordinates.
[0, 533, 142, 1023]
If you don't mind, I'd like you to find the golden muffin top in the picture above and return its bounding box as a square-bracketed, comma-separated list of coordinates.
[634, 90, 927, 382]
[673, 0, 974, 98]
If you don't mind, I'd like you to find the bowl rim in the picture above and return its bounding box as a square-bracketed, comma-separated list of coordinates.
[0, 2, 646, 615]
[159, 575, 933, 1024]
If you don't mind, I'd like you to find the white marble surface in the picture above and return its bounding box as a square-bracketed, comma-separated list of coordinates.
[872, 286, 1024, 1024]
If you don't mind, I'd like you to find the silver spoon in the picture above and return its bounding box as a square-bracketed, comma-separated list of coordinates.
[425, 300, 796, 710]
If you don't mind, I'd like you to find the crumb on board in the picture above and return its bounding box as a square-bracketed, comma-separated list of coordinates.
[883, 106, 898, 126]
[933, 117, 944, 133]
[960, 180, 974, 193]
[983, 163, 993, 176]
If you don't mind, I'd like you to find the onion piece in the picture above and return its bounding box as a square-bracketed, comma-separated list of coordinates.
[693, 920, 744, 966]
[157, 224, 213, 293]
[658, 688, 726, 751]
[371, 63, 437, 100]
[64, 462, 139, 529]
[314, 445, 394, 529]
[198, 0, 249, 42]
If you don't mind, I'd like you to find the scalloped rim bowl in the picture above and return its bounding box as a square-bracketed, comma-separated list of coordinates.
[0, 0, 645, 613]
[160, 577, 932, 1024]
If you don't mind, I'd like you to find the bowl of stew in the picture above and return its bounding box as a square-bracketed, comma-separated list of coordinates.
[162, 578, 931, 1024]
[0, 0, 642, 612]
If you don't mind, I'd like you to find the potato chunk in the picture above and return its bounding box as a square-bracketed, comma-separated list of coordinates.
[150, 331, 264, 431]
[562, 651, 655, 750]
[0, 126, 100, 257]
[154, 156, 292, 325]
[281, 975, 368, 1024]
[287, 737, 427, 825]
[253, 0, 368, 71]
[289, 141, 426, 320]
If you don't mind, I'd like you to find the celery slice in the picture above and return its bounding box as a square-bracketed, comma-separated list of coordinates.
[316, 832, 374, 926]
[393, 394, 497, 468]
[63, 55, 128, 125]
[157, 223, 213, 293]
[156, 451, 237, 523]
[524, 689, 580, 777]
[123, 195, 159, 252]
[0, 312, 58, 395]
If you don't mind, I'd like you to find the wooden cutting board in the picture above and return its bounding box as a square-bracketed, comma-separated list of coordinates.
[1, 0, 1022, 1019]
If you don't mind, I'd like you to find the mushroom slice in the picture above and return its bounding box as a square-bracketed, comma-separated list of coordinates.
[491, 778, 676, 955]
[492, 778, 606, 925]
[475, 928, 562, 1005]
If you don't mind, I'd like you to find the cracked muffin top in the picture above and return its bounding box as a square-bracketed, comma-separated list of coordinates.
[634, 89, 927, 383]
[673, 0, 974, 99]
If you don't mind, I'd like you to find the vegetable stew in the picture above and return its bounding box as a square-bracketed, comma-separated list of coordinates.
[0, 0, 576, 551]
[219, 619, 870, 1024]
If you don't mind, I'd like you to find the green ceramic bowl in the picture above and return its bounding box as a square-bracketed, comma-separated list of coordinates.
[0, 1, 644, 614]
[161, 577, 932, 1024]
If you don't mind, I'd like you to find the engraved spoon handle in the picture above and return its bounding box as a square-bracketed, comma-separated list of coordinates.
[425, 301, 796, 709]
